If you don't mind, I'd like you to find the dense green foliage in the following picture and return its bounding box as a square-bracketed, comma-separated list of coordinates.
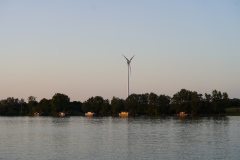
[51, 93, 70, 114]
[111, 97, 125, 115]
[82, 96, 110, 115]
[0, 89, 238, 116]
[171, 89, 230, 115]
[0, 97, 27, 116]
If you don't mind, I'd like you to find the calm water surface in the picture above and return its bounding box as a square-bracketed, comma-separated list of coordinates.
[0, 116, 240, 160]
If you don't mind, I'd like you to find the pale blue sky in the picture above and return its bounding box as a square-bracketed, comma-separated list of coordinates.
[0, 0, 240, 102]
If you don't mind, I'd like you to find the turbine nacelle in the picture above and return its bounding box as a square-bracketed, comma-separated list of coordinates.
[123, 54, 135, 75]
[123, 54, 135, 63]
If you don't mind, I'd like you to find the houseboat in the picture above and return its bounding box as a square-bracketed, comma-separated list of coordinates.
[34, 112, 43, 116]
[85, 112, 95, 116]
[59, 112, 70, 117]
[176, 112, 188, 117]
[119, 112, 128, 117]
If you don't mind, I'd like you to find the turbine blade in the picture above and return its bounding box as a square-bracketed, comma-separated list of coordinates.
[122, 54, 129, 61]
[130, 55, 135, 62]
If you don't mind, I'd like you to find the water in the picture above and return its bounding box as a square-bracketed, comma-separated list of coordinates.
[0, 116, 240, 160]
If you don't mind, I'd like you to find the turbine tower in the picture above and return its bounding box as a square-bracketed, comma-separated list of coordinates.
[123, 54, 135, 97]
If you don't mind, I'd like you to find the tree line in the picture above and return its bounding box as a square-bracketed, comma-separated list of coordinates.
[0, 89, 239, 116]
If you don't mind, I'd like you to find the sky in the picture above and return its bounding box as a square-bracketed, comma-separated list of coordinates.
[0, 0, 240, 102]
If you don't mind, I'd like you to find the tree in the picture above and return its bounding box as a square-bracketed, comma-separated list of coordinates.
[28, 96, 36, 102]
[68, 101, 82, 115]
[203, 93, 212, 114]
[211, 90, 225, 114]
[51, 93, 70, 114]
[158, 94, 171, 115]
[189, 92, 203, 115]
[111, 97, 125, 116]
[100, 99, 110, 115]
[0, 97, 23, 115]
[222, 92, 229, 108]
[37, 98, 52, 115]
[0, 100, 7, 115]
[19, 98, 27, 115]
[82, 97, 94, 113]
[171, 89, 191, 114]
[125, 94, 141, 115]
[92, 96, 104, 114]
[229, 98, 240, 108]
[82, 96, 107, 115]
[27, 96, 38, 115]
[138, 93, 149, 115]
[147, 93, 159, 115]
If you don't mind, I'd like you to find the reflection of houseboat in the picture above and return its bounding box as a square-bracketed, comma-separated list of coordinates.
[34, 112, 43, 116]
[176, 112, 188, 117]
[85, 112, 95, 116]
[119, 112, 128, 117]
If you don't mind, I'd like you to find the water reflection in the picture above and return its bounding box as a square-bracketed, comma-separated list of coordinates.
[0, 116, 239, 160]
[51, 117, 70, 126]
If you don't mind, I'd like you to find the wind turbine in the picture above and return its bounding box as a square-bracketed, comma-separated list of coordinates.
[123, 54, 135, 97]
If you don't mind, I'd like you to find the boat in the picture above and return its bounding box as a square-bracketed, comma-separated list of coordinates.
[59, 112, 66, 117]
[34, 112, 43, 116]
[119, 112, 128, 117]
[176, 112, 188, 117]
[85, 112, 95, 116]
[59, 112, 70, 117]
